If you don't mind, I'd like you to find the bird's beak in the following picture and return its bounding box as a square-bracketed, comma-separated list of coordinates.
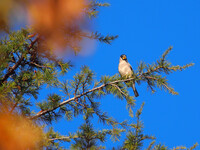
[122, 55, 126, 60]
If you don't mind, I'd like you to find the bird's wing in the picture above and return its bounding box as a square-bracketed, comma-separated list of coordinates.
[128, 63, 133, 72]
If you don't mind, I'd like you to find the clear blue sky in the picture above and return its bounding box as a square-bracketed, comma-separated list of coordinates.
[39, 0, 200, 148]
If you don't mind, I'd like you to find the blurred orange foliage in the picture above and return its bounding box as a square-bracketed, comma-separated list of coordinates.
[0, 0, 92, 55]
[0, 113, 43, 150]
[0, 0, 14, 31]
[27, 0, 88, 51]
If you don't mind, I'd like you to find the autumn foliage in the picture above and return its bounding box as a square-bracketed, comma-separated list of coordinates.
[27, 0, 87, 50]
[0, 113, 43, 150]
[0, 0, 88, 51]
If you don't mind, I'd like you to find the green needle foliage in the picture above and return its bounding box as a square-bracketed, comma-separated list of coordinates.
[122, 103, 155, 150]
[70, 121, 124, 150]
[0, 0, 198, 150]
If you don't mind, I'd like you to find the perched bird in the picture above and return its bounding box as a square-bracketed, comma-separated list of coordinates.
[118, 54, 139, 97]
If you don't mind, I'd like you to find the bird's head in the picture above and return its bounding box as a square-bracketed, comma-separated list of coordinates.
[120, 54, 127, 61]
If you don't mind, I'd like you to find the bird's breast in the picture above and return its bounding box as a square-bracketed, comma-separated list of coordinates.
[118, 62, 132, 77]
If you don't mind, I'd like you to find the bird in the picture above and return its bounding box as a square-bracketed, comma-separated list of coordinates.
[118, 54, 139, 97]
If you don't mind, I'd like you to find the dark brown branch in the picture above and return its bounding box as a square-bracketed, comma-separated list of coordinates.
[10, 101, 19, 113]
[1, 56, 24, 84]
[0, 37, 39, 84]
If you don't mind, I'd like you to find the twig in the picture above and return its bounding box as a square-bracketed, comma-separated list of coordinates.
[1, 56, 24, 84]
[110, 83, 128, 97]
[144, 76, 173, 93]
[30, 62, 51, 69]
[75, 98, 86, 108]
[58, 62, 64, 72]
[10, 101, 19, 113]
[49, 137, 70, 142]
[0, 37, 39, 84]
[143, 66, 163, 75]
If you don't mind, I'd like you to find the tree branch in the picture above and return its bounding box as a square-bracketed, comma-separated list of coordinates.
[1, 56, 24, 84]
[30, 83, 108, 120]
[110, 83, 128, 97]
[30, 62, 186, 120]
[10, 101, 19, 113]
[0, 37, 39, 84]
[29, 75, 157, 120]
[30, 61, 51, 69]
[144, 76, 177, 94]
[49, 137, 70, 142]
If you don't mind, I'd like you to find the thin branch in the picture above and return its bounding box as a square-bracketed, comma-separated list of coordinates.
[146, 78, 155, 92]
[58, 62, 64, 72]
[144, 76, 176, 94]
[30, 83, 107, 119]
[143, 66, 163, 75]
[1, 56, 24, 84]
[30, 61, 51, 69]
[0, 37, 39, 84]
[49, 137, 70, 142]
[10, 101, 19, 113]
[75, 98, 86, 108]
[110, 83, 128, 97]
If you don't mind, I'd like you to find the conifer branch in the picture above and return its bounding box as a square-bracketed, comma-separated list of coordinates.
[30, 48, 193, 122]
[49, 137, 70, 142]
[146, 140, 156, 150]
[1, 56, 24, 84]
[110, 83, 128, 97]
[30, 63, 189, 120]
[31, 79, 133, 120]
[31, 83, 107, 119]
[172, 146, 187, 150]
[10, 101, 19, 113]
[0, 37, 39, 84]
[144, 76, 177, 95]
[189, 142, 199, 150]
[75, 98, 86, 108]
[30, 62, 51, 69]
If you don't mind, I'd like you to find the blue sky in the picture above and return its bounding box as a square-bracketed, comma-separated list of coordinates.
[59, 0, 200, 148]
[23, 0, 200, 149]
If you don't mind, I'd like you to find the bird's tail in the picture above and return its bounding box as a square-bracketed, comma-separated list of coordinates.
[132, 82, 139, 97]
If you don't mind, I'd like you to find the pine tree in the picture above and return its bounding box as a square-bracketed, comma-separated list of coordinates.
[0, 0, 198, 150]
